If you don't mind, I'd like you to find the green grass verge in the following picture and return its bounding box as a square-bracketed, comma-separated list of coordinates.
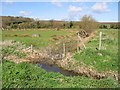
[73, 29, 118, 72]
[2, 60, 118, 88]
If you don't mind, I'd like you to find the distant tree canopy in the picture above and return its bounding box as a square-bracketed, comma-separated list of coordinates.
[80, 15, 99, 34]
[1, 16, 119, 30]
[99, 24, 118, 29]
[1, 16, 33, 29]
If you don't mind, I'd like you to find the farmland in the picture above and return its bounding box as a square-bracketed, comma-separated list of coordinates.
[2, 29, 78, 48]
[2, 29, 119, 88]
[1, 1, 119, 89]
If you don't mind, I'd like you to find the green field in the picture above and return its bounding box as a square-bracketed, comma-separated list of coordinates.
[2, 29, 119, 88]
[2, 29, 77, 48]
[73, 29, 118, 72]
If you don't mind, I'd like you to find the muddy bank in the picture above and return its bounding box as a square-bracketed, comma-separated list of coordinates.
[30, 53, 118, 80]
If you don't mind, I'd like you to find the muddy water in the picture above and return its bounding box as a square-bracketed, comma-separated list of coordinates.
[36, 63, 79, 76]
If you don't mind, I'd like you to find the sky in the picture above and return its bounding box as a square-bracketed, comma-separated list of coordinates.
[1, 1, 119, 22]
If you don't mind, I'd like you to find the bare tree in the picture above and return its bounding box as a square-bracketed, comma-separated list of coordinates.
[80, 15, 99, 34]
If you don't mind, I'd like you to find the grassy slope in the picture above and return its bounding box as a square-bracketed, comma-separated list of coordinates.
[73, 29, 118, 72]
[2, 60, 118, 88]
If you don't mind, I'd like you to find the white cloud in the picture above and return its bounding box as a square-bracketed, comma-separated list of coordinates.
[5, 0, 14, 2]
[19, 11, 32, 16]
[2, 0, 119, 2]
[67, 5, 83, 21]
[69, 5, 82, 13]
[29, 16, 39, 20]
[74, 0, 82, 2]
[5, 0, 14, 4]
[92, 2, 110, 13]
[51, 0, 62, 7]
[73, 0, 117, 2]
[73, 0, 88, 2]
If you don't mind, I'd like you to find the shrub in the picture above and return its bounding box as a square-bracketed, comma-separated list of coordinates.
[80, 15, 99, 34]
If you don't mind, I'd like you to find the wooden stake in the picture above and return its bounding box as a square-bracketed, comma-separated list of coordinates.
[63, 43, 66, 58]
[31, 45, 33, 54]
[99, 32, 102, 50]
[78, 33, 86, 49]
[77, 40, 80, 52]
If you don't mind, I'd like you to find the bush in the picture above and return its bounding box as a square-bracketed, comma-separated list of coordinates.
[80, 15, 99, 34]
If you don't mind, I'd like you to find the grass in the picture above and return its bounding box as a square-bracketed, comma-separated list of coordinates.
[2, 29, 119, 88]
[2, 45, 26, 59]
[2, 60, 118, 88]
[2, 29, 76, 48]
[73, 29, 118, 72]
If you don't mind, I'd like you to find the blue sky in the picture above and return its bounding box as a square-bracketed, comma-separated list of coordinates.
[2, 2, 118, 22]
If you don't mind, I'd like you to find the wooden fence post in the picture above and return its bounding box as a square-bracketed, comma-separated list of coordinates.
[99, 32, 102, 50]
[77, 39, 80, 52]
[77, 33, 86, 50]
[31, 45, 33, 54]
[63, 43, 66, 58]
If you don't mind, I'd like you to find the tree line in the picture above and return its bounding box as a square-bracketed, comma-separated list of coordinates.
[1, 16, 119, 30]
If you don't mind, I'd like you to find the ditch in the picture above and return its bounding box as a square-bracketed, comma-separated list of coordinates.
[36, 63, 79, 77]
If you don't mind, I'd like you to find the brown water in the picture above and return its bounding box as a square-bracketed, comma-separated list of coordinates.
[36, 63, 79, 76]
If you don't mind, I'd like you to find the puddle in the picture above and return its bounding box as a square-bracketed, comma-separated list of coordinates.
[36, 63, 79, 76]
[36, 63, 105, 79]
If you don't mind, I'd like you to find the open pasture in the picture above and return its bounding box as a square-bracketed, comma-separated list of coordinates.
[2, 29, 78, 48]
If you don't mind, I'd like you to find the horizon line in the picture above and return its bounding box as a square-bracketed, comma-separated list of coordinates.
[1, 15, 119, 22]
